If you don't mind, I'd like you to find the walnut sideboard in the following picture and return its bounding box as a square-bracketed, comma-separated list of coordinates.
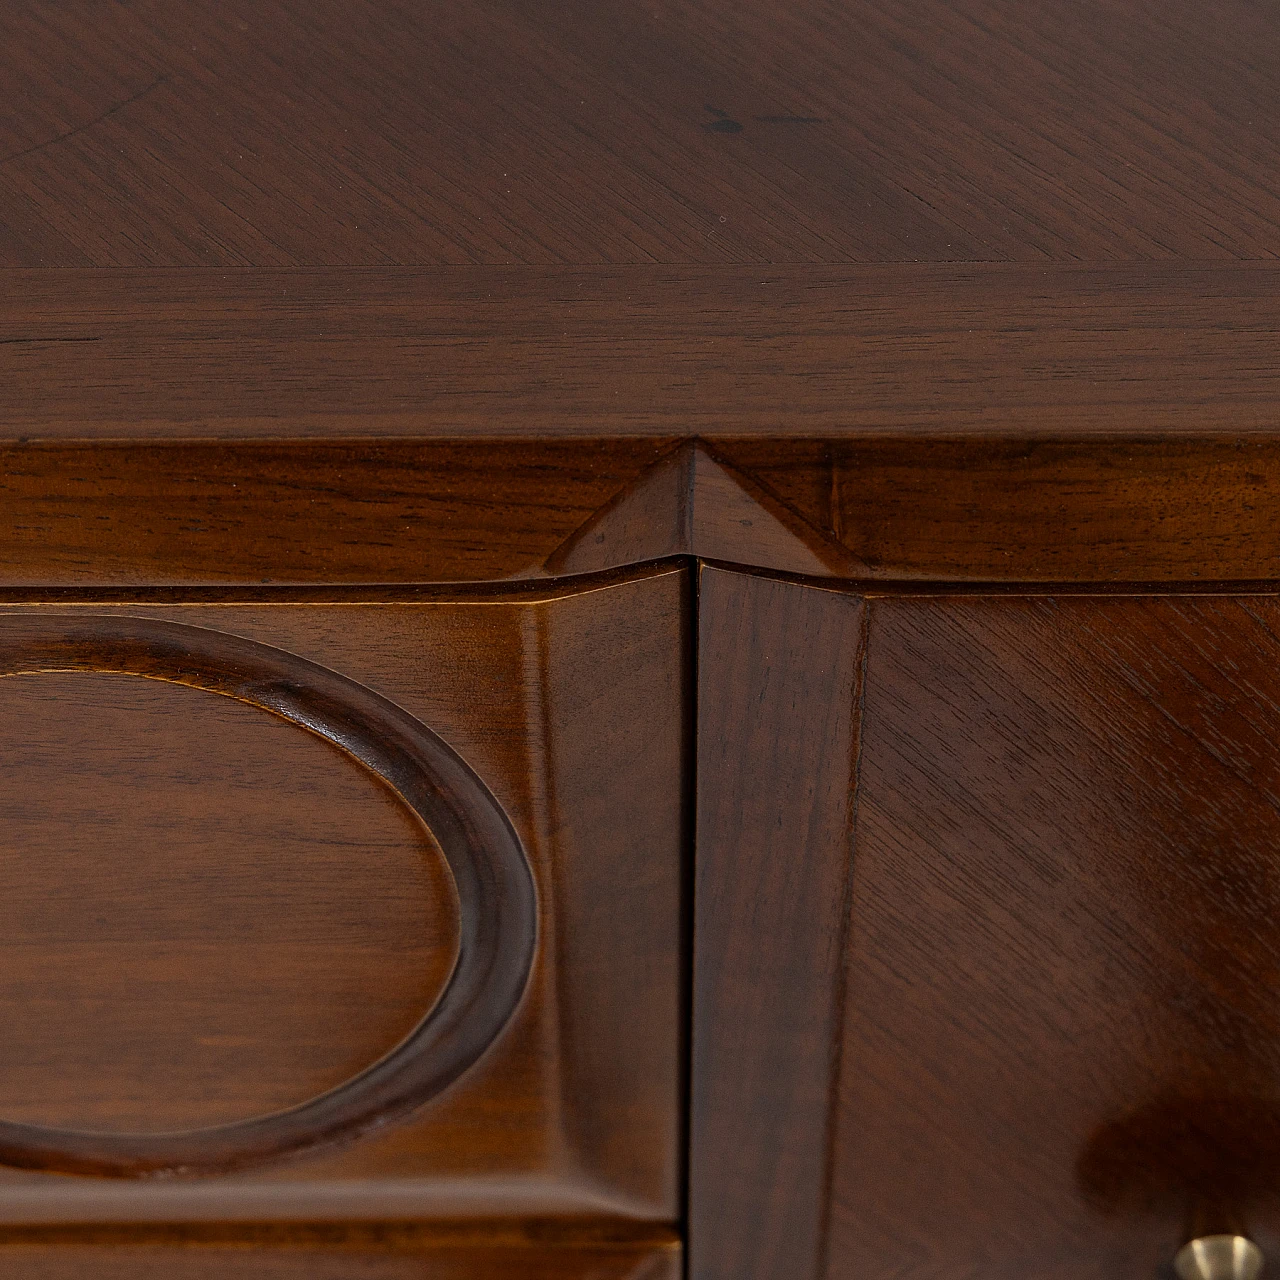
[6, 1, 1280, 1278]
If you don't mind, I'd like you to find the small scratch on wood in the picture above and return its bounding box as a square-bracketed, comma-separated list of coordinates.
[0, 337, 102, 346]
[0, 75, 167, 168]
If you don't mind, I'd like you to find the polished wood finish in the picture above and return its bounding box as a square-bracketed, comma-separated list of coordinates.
[13, 434, 1280, 586]
[0, 567, 686, 1223]
[839, 593, 1280, 1280]
[11, 0, 1280, 1273]
[10, 264, 1280, 586]
[0, 440, 670, 586]
[0, 612, 535, 1178]
[6, 266, 1280, 441]
[692, 568, 867, 1280]
[736, 437, 1280, 584]
[546, 443, 861, 579]
[693, 585, 1280, 1280]
[2, 0, 1276, 265]
[0, 1223, 680, 1279]
[0, 671, 459, 1134]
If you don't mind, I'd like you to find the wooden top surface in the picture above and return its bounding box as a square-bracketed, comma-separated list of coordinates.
[3, 0, 1277, 266]
[5, 0, 1279, 442]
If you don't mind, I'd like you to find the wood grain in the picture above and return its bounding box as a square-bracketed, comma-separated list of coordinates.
[545, 443, 862, 579]
[0, 440, 670, 585]
[0, 566, 686, 1222]
[835, 594, 1280, 1280]
[0, 1246, 678, 1280]
[13, 434, 1280, 585]
[691, 567, 867, 1280]
[0, 1222, 681, 1279]
[730, 436, 1280, 583]
[7, 265, 1280, 440]
[0, 611, 535, 1178]
[690, 586, 1280, 1280]
[0, 671, 458, 1134]
[9, 266, 1280, 587]
[14, 0, 1280, 1268]
[2, 0, 1277, 265]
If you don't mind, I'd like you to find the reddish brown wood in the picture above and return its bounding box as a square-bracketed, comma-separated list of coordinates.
[0, 1223, 681, 1279]
[545, 443, 862, 579]
[9, 265, 1280, 585]
[691, 568, 867, 1280]
[0, 440, 672, 585]
[13, 434, 1280, 585]
[729, 436, 1280, 583]
[0, 566, 686, 1223]
[13, 0, 1280, 1272]
[0, 613, 536, 1178]
[7, 266, 1280, 441]
[0, 670, 460, 1134]
[692, 586, 1280, 1280]
[2, 0, 1277, 265]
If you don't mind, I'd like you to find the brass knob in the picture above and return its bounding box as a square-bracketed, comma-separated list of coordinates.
[1175, 1237, 1265, 1280]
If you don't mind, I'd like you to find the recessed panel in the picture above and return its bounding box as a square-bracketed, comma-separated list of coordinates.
[837, 595, 1280, 1280]
[0, 568, 686, 1224]
[0, 670, 459, 1134]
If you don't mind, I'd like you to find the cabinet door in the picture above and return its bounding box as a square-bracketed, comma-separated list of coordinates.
[0, 567, 687, 1278]
[695, 569, 1280, 1280]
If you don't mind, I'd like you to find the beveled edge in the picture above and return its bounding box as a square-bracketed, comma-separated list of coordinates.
[0, 613, 537, 1179]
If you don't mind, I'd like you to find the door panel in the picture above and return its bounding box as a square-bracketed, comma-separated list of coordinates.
[838, 595, 1280, 1280]
[693, 576, 1280, 1280]
[0, 568, 687, 1239]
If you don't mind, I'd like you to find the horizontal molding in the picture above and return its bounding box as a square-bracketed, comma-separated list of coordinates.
[5, 264, 1280, 440]
[0, 1222, 681, 1279]
[4, 436, 1280, 584]
[0, 1220, 682, 1247]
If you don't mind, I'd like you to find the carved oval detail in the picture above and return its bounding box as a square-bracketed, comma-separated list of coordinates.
[0, 614, 536, 1179]
[0, 670, 463, 1134]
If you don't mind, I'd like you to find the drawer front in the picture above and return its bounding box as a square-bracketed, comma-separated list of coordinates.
[0, 568, 686, 1268]
[695, 572, 1280, 1280]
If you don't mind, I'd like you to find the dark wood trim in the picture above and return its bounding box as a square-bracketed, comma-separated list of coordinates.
[6, 265, 1280, 441]
[8, 435, 1280, 586]
[0, 1221, 681, 1280]
[545, 442, 864, 579]
[690, 566, 867, 1280]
